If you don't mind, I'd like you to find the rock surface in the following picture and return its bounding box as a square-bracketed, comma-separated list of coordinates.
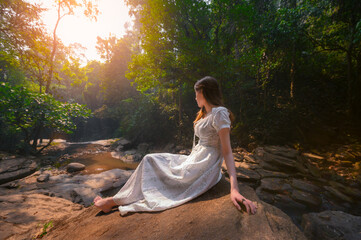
[46, 177, 307, 240]
[40, 168, 133, 206]
[227, 146, 361, 223]
[0, 157, 37, 184]
[302, 211, 361, 240]
[0, 193, 83, 240]
[66, 162, 86, 173]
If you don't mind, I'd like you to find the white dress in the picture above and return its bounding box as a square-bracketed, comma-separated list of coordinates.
[113, 106, 231, 215]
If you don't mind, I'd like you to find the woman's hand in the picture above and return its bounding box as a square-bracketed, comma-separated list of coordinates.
[231, 189, 258, 215]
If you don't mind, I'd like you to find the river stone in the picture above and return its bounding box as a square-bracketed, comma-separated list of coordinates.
[340, 186, 361, 199]
[263, 152, 298, 170]
[263, 145, 299, 159]
[122, 153, 143, 163]
[259, 161, 282, 171]
[302, 211, 361, 240]
[291, 179, 321, 193]
[110, 151, 143, 163]
[305, 162, 321, 178]
[256, 187, 275, 203]
[235, 168, 260, 182]
[253, 147, 266, 160]
[291, 189, 322, 208]
[274, 194, 307, 211]
[256, 169, 289, 178]
[66, 162, 85, 173]
[324, 186, 354, 203]
[110, 138, 132, 151]
[37, 173, 50, 182]
[0, 158, 37, 184]
[243, 154, 258, 163]
[260, 178, 291, 194]
[235, 161, 259, 170]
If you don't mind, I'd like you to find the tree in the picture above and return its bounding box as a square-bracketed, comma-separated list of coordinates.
[304, 0, 361, 117]
[44, 0, 99, 94]
[0, 82, 91, 153]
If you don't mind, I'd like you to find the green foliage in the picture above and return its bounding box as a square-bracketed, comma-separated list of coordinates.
[35, 220, 53, 239]
[2, 0, 361, 149]
[0, 82, 91, 153]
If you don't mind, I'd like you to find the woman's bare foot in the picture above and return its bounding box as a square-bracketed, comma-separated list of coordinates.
[94, 197, 117, 213]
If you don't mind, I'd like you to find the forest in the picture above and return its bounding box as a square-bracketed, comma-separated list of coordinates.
[1, 0, 361, 154]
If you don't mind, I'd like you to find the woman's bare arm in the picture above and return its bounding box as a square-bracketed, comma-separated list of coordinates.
[218, 128, 257, 214]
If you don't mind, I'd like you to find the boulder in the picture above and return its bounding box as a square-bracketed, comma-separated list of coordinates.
[46, 177, 307, 240]
[66, 162, 86, 173]
[235, 161, 259, 170]
[243, 154, 258, 163]
[302, 211, 361, 240]
[259, 161, 282, 171]
[45, 169, 133, 206]
[111, 150, 143, 163]
[291, 189, 322, 208]
[259, 178, 292, 194]
[37, 173, 50, 182]
[274, 194, 307, 211]
[235, 167, 261, 182]
[263, 152, 299, 171]
[256, 169, 289, 179]
[110, 138, 132, 151]
[324, 186, 354, 203]
[263, 145, 299, 159]
[0, 158, 37, 184]
[291, 179, 321, 194]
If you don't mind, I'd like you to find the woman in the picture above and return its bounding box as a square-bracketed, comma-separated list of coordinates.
[94, 76, 257, 215]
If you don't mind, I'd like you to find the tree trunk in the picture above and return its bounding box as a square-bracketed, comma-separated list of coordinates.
[45, 2, 62, 93]
[290, 61, 295, 99]
[346, 50, 353, 115]
[353, 52, 361, 118]
[178, 84, 182, 127]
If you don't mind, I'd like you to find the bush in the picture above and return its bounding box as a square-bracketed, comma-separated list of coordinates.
[0, 82, 91, 153]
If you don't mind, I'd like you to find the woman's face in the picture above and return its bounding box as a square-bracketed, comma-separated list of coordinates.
[195, 89, 205, 108]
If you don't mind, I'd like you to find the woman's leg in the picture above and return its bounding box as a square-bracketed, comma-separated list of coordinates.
[93, 155, 149, 213]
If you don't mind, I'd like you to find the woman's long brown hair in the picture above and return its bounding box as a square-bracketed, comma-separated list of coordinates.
[193, 76, 234, 124]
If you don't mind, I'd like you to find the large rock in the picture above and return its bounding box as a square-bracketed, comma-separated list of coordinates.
[291, 179, 321, 194]
[291, 189, 322, 208]
[263, 145, 299, 159]
[302, 211, 361, 240]
[46, 168, 133, 206]
[263, 152, 299, 171]
[0, 157, 37, 184]
[46, 177, 307, 240]
[256, 169, 289, 179]
[110, 150, 143, 163]
[235, 167, 261, 182]
[324, 186, 354, 203]
[259, 178, 292, 194]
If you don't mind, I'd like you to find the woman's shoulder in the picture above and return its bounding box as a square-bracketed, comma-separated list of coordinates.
[212, 106, 228, 114]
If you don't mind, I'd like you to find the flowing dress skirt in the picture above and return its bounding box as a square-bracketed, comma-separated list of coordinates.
[113, 144, 223, 216]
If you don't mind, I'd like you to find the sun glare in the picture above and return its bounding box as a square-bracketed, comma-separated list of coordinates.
[27, 0, 132, 62]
